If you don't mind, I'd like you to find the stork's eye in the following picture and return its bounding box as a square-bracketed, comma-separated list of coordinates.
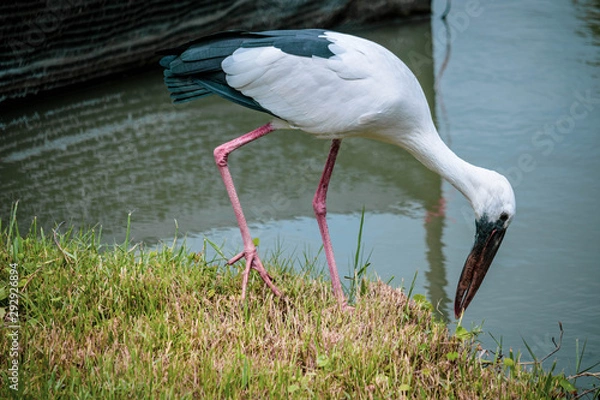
[499, 212, 509, 222]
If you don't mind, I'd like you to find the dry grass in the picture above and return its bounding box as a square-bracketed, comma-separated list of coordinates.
[0, 209, 590, 399]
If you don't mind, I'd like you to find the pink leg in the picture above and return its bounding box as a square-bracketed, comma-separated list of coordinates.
[213, 123, 282, 299]
[313, 139, 347, 308]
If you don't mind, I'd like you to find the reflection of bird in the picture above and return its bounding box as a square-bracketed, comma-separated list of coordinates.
[159, 29, 516, 317]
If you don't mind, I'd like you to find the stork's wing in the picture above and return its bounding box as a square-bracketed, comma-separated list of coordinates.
[160, 30, 411, 135]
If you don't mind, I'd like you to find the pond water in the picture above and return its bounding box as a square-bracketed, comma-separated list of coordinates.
[1, 0, 599, 384]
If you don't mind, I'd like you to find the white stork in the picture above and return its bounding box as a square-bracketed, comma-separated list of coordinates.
[159, 29, 516, 317]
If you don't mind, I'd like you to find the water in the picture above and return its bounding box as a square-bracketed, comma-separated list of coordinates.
[1, 0, 599, 383]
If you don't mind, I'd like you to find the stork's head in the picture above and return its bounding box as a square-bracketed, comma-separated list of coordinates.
[455, 171, 515, 318]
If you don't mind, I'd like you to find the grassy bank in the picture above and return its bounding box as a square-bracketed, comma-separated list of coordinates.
[0, 210, 592, 398]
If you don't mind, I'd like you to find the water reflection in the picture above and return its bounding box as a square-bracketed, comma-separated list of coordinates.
[575, 0, 600, 67]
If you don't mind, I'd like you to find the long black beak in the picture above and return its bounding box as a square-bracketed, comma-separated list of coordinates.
[454, 218, 507, 318]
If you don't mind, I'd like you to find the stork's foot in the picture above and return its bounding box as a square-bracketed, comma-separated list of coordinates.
[341, 302, 355, 313]
[228, 247, 282, 299]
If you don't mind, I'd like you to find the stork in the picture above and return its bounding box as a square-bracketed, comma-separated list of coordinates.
[159, 29, 516, 318]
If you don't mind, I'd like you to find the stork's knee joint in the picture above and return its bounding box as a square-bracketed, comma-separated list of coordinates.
[214, 146, 229, 167]
[312, 198, 327, 217]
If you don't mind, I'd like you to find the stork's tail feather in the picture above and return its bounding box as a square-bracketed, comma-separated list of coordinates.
[160, 56, 212, 104]
[159, 55, 176, 68]
[158, 32, 272, 113]
[162, 70, 212, 104]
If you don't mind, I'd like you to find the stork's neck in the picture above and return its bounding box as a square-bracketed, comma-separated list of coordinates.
[401, 128, 487, 211]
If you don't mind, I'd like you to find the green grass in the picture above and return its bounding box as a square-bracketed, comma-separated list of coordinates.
[0, 206, 597, 398]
